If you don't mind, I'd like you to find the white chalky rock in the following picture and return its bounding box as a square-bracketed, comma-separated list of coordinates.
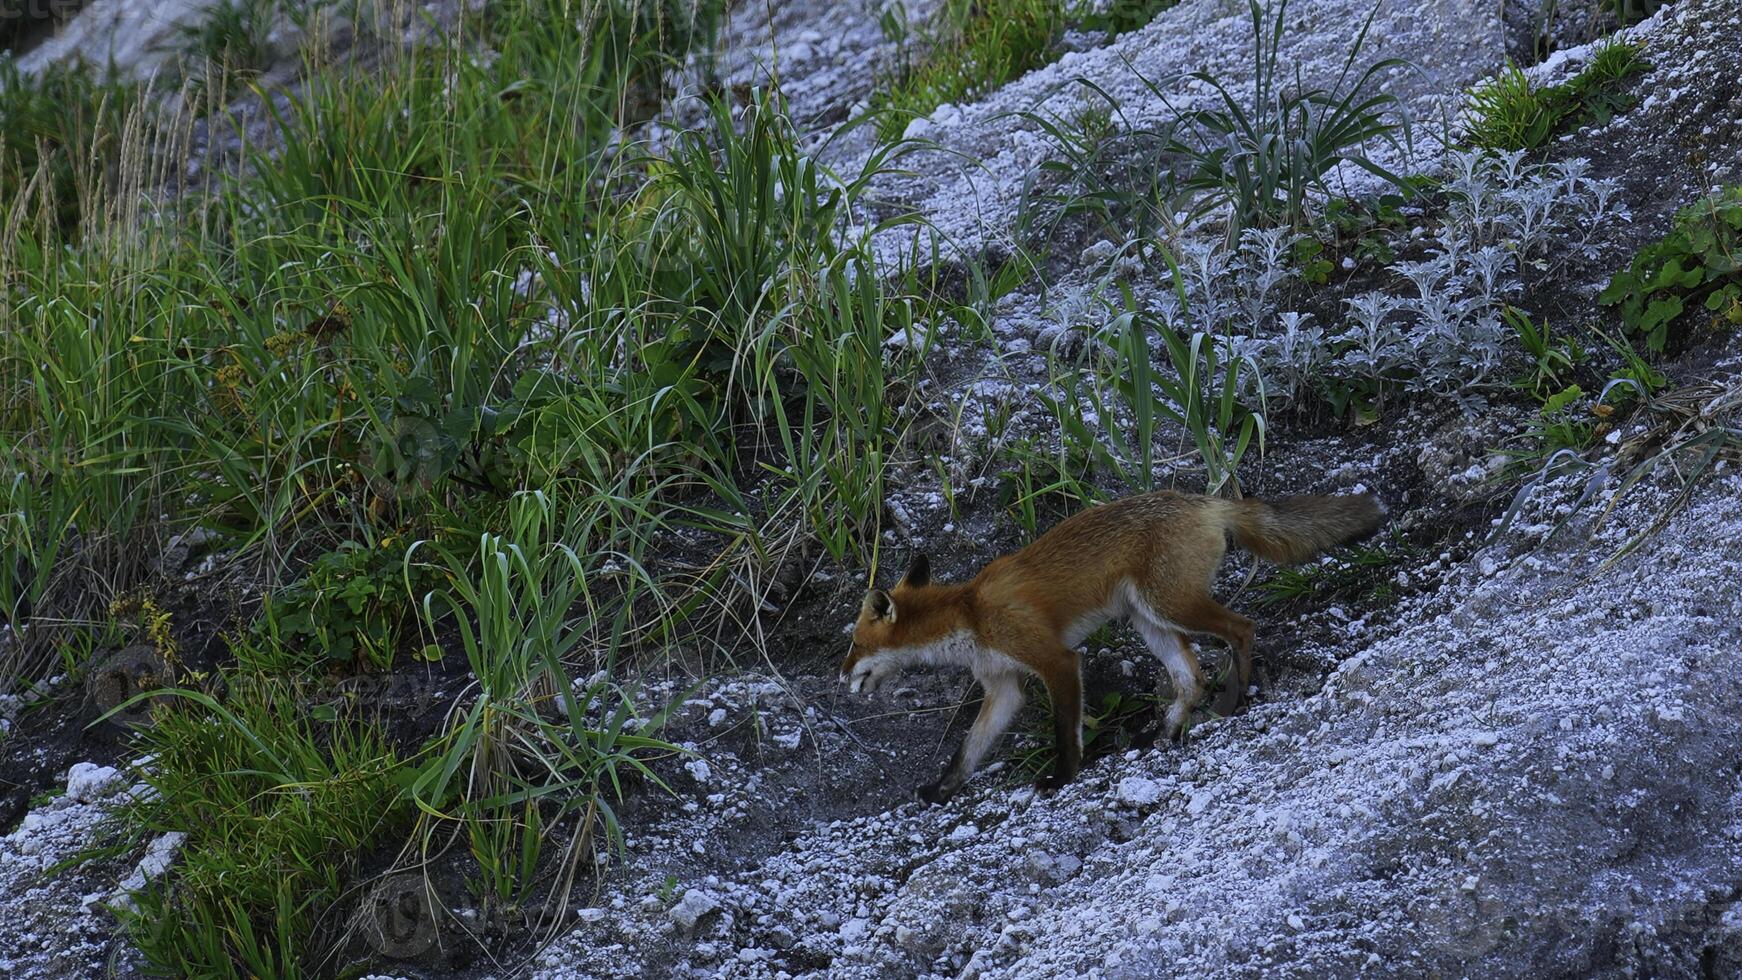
[111, 832, 187, 911]
[65, 763, 124, 802]
[1116, 776, 1165, 807]
[668, 889, 720, 933]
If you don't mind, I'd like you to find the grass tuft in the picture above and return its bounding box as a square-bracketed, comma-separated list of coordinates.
[1462, 37, 1646, 153]
[117, 677, 412, 977]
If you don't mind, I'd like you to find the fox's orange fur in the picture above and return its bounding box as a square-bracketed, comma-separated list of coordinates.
[841, 490, 1383, 803]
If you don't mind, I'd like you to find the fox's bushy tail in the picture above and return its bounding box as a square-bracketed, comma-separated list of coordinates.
[1227, 493, 1384, 565]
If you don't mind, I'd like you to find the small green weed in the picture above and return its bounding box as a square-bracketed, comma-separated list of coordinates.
[176, 0, 278, 79]
[1169, 0, 1413, 235]
[1073, 0, 1179, 37]
[1593, 324, 1667, 408]
[1599, 185, 1742, 352]
[1019, 0, 1418, 247]
[1300, 187, 1423, 280]
[1497, 383, 1606, 480]
[1256, 534, 1414, 608]
[1504, 306, 1587, 399]
[1533, 383, 1598, 455]
[1462, 38, 1645, 152]
[258, 539, 439, 674]
[1014, 96, 1184, 248]
[994, 435, 1100, 538]
[1600, 0, 1664, 27]
[1007, 688, 1159, 782]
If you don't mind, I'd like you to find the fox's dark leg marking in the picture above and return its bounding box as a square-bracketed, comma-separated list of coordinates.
[917, 744, 965, 805]
[1034, 653, 1082, 792]
[917, 671, 1024, 805]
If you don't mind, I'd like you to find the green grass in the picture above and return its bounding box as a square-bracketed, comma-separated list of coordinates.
[872, 0, 1189, 142]
[407, 490, 684, 931]
[873, 0, 1068, 141]
[1046, 276, 1266, 497]
[175, 0, 279, 85]
[1172, 0, 1413, 236]
[2, 0, 969, 969]
[1462, 38, 1646, 152]
[116, 678, 412, 977]
[0, 57, 141, 239]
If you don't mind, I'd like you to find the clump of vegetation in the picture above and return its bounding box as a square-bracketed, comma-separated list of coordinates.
[874, 0, 1068, 140]
[0, 57, 140, 238]
[1241, 150, 1622, 415]
[176, 0, 280, 81]
[407, 491, 682, 932]
[1256, 536, 1414, 608]
[874, 0, 1186, 144]
[1051, 285, 1265, 498]
[1, 0, 963, 966]
[1599, 185, 1742, 351]
[986, 270, 1266, 536]
[117, 679, 413, 977]
[1074, 0, 1180, 37]
[1018, 0, 1414, 245]
[1600, 0, 1665, 28]
[1504, 306, 1587, 399]
[1462, 37, 1646, 152]
[1170, 0, 1413, 236]
[1009, 687, 1161, 781]
[258, 540, 440, 673]
[1295, 187, 1424, 283]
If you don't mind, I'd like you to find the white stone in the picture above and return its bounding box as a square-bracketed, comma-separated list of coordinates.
[668, 889, 719, 933]
[65, 763, 123, 803]
[1116, 776, 1165, 807]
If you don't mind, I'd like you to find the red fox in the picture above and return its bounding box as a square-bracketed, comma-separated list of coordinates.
[841, 490, 1382, 803]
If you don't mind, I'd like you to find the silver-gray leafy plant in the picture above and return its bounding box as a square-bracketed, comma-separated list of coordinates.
[1161, 150, 1625, 407]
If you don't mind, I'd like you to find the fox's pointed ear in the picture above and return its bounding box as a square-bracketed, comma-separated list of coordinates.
[862, 588, 896, 623]
[900, 553, 931, 588]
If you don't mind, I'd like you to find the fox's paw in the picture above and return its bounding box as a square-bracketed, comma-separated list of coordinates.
[1163, 703, 1191, 743]
[916, 780, 953, 805]
[1210, 684, 1244, 719]
[1033, 774, 1071, 793]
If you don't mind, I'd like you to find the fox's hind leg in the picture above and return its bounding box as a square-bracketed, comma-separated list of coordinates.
[1130, 610, 1203, 742]
[1170, 598, 1255, 718]
[917, 670, 1025, 805]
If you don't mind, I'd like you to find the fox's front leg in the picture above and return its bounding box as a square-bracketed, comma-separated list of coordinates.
[1033, 654, 1083, 792]
[917, 672, 1024, 804]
